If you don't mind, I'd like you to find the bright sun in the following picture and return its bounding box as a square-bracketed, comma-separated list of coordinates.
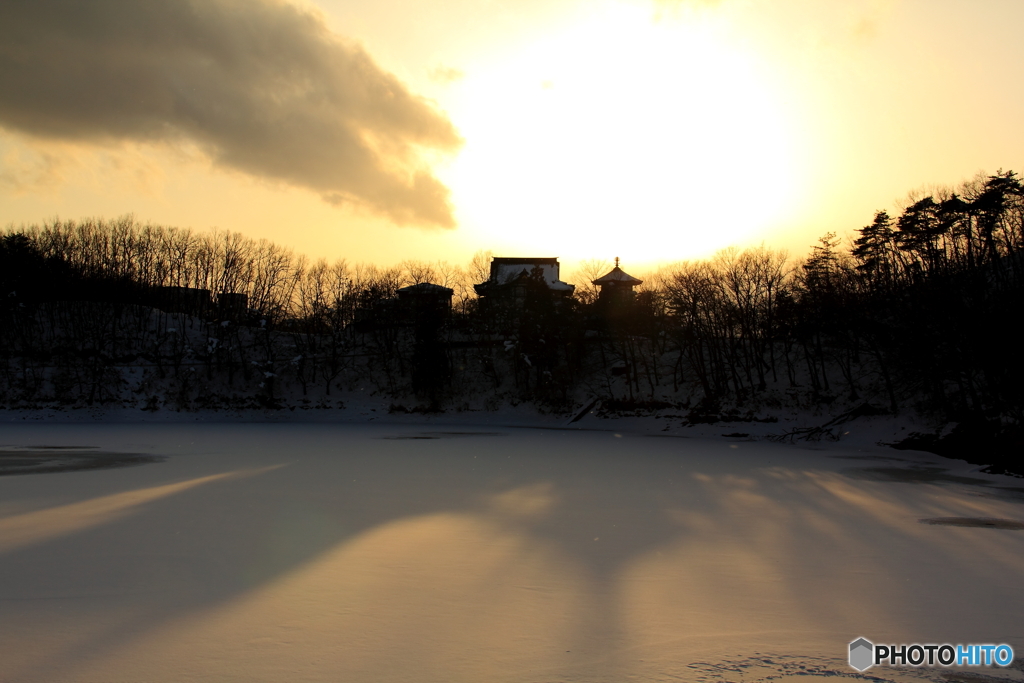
[442, 3, 801, 263]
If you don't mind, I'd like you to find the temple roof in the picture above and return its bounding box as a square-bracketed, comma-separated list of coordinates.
[490, 257, 560, 266]
[477, 256, 574, 293]
[397, 282, 454, 295]
[592, 264, 642, 286]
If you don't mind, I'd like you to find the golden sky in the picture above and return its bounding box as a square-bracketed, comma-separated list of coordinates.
[1, 0, 1022, 272]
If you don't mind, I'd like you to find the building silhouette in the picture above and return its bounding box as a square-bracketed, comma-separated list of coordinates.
[473, 257, 574, 309]
[592, 258, 642, 312]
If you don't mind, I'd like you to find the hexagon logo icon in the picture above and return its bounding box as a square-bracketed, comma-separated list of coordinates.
[849, 637, 874, 671]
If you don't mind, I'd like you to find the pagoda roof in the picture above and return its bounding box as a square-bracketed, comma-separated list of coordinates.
[592, 265, 642, 286]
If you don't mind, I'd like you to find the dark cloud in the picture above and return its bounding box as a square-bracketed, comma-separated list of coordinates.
[0, 0, 462, 227]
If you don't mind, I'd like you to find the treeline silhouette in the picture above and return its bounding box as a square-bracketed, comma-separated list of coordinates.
[2, 171, 1022, 443]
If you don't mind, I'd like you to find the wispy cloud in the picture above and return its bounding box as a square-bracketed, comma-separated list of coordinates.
[0, 144, 67, 194]
[428, 65, 466, 85]
[0, 0, 463, 227]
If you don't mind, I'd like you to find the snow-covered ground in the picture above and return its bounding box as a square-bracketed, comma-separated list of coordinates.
[1, 416, 1022, 683]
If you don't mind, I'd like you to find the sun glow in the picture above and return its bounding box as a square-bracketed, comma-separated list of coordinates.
[442, 3, 802, 263]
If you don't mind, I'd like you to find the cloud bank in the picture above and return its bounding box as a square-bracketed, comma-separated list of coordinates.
[0, 0, 462, 227]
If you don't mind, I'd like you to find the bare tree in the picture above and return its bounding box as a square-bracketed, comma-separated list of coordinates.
[570, 258, 612, 306]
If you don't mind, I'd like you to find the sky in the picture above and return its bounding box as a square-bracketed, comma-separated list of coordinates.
[1, 0, 1022, 274]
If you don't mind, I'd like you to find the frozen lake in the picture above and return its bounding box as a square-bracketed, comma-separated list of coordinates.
[1, 421, 1022, 682]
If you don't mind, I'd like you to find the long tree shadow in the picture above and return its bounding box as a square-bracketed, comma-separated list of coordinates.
[2, 424, 1023, 682]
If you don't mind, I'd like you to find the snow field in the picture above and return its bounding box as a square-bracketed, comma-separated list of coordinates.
[0, 422, 1022, 683]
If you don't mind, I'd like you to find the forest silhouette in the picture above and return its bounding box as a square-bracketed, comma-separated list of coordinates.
[2, 171, 1022, 471]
